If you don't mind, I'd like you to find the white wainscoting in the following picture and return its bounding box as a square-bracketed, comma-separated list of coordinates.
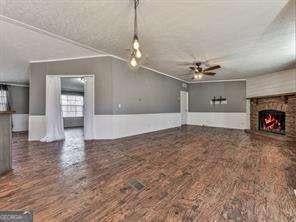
[187, 112, 250, 130]
[111, 113, 181, 139]
[93, 115, 114, 139]
[28, 115, 46, 141]
[12, 114, 29, 132]
[94, 113, 181, 139]
[29, 113, 181, 141]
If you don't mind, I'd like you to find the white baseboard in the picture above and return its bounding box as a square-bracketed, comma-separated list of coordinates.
[187, 112, 250, 129]
[29, 113, 181, 141]
[12, 114, 29, 132]
[29, 115, 46, 141]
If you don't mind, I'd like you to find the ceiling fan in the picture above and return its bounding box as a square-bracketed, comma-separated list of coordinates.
[189, 62, 221, 80]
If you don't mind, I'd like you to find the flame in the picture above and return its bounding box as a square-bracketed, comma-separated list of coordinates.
[263, 114, 281, 131]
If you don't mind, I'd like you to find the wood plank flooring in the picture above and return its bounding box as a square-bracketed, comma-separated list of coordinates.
[0, 126, 295, 221]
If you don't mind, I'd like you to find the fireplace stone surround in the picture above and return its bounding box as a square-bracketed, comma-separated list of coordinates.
[249, 93, 296, 141]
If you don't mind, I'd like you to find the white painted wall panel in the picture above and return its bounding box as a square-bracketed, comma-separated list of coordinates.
[28, 115, 46, 141]
[187, 112, 249, 129]
[12, 114, 29, 132]
[93, 115, 114, 139]
[246, 68, 296, 98]
[112, 113, 181, 139]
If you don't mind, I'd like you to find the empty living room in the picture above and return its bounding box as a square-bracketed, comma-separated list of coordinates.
[0, 0, 295, 221]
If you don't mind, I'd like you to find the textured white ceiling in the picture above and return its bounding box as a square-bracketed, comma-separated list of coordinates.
[0, 0, 295, 83]
[0, 17, 100, 83]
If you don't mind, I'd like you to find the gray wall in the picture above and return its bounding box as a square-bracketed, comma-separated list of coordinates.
[111, 58, 183, 114]
[188, 81, 246, 112]
[30, 56, 184, 116]
[8, 86, 29, 114]
[30, 57, 113, 115]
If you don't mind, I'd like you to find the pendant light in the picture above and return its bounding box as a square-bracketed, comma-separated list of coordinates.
[130, 57, 137, 67]
[130, 0, 142, 67]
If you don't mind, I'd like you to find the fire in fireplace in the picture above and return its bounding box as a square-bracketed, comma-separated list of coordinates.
[258, 110, 285, 135]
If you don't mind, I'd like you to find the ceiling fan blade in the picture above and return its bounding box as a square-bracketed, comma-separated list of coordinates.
[203, 72, 216, 75]
[189, 66, 196, 71]
[204, 65, 221, 72]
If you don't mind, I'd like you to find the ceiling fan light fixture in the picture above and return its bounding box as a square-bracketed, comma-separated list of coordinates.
[135, 49, 142, 58]
[133, 36, 140, 50]
[198, 74, 203, 79]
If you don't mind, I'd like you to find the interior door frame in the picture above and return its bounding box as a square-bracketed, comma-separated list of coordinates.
[49, 74, 95, 139]
[180, 91, 188, 125]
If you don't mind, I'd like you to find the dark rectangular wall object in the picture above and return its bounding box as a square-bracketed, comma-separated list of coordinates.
[0, 113, 12, 175]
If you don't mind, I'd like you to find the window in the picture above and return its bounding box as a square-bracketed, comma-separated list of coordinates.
[0, 87, 8, 111]
[61, 94, 84, 117]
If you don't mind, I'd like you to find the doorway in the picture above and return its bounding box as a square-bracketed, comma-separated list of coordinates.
[180, 91, 188, 125]
[42, 75, 94, 142]
[61, 77, 85, 140]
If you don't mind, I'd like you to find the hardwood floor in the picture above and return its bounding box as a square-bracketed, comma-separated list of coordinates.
[0, 126, 295, 221]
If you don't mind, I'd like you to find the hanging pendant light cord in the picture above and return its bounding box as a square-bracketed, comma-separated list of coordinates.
[134, 0, 139, 38]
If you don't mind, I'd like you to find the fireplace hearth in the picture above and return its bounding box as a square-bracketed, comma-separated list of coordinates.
[258, 110, 285, 135]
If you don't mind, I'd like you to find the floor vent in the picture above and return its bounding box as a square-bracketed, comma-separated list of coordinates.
[128, 179, 145, 191]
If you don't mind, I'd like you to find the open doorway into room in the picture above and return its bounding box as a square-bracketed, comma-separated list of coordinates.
[61, 77, 85, 140]
[42, 75, 94, 142]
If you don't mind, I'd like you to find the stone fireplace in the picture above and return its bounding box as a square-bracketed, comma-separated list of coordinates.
[249, 93, 296, 141]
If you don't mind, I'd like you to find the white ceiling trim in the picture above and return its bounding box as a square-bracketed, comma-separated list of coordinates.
[139, 65, 189, 83]
[1, 15, 187, 83]
[190, 79, 246, 84]
[30, 55, 108, 63]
